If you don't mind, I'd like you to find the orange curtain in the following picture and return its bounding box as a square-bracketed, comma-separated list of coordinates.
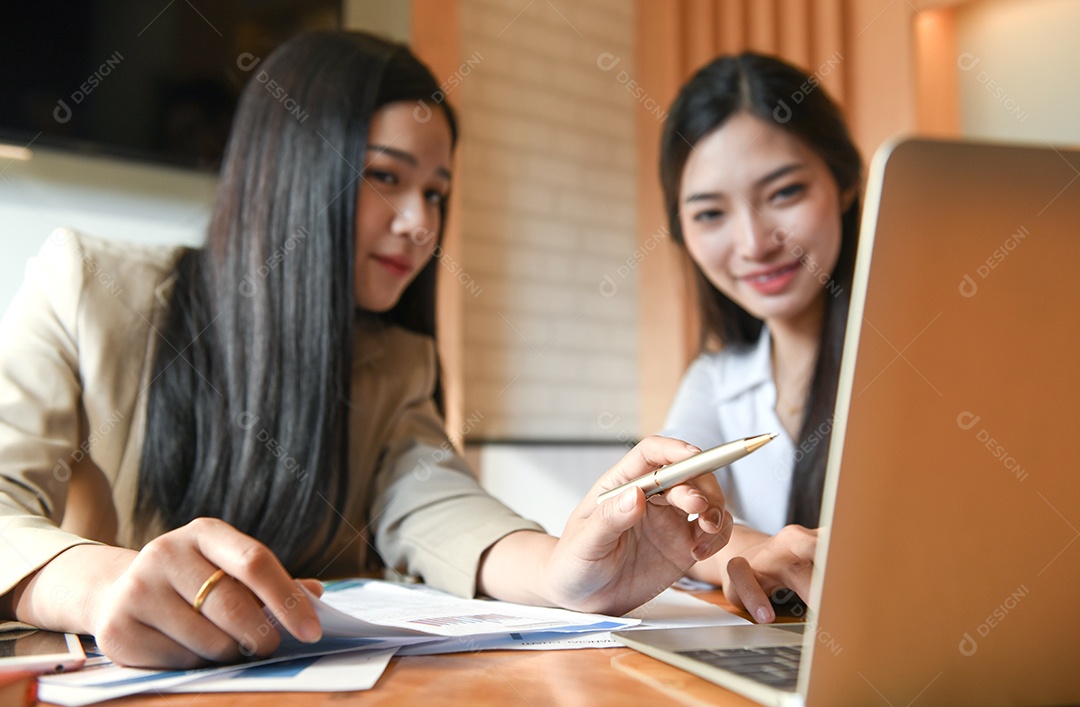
[645, 0, 848, 107]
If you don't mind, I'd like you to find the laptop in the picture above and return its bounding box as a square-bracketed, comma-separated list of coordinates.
[613, 137, 1080, 707]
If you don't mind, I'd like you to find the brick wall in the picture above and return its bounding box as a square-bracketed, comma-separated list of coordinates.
[453, 0, 640, 441]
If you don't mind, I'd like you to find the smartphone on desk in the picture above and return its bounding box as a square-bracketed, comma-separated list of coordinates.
[0, 630, 85, 673]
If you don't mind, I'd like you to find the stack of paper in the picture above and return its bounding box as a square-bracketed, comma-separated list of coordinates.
[316, 579, 641, 650]
[37, 580, 749, 705]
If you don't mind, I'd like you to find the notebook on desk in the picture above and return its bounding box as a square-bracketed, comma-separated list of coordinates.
[613, 137, 1080, 707]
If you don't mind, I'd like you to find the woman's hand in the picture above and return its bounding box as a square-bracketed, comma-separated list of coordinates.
[541, 436, 733, 616]
[709, 524, 818, 623]
[13, 518, 323, 668]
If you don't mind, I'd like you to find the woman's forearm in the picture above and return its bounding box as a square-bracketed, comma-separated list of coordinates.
[7, 544, 135, 634]
[475, 530, 558, 606]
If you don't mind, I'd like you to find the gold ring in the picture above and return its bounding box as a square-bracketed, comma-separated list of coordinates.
[192, 568, 228, 614]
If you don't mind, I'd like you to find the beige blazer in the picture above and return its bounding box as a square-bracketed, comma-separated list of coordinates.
[0, 229, 540, 608]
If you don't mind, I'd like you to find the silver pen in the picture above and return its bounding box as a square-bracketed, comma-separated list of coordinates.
[597, 433, 778, 504]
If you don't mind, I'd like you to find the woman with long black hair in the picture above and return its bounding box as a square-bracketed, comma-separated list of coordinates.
[658, 52, 863, 624]
[0, 31, 731, 668]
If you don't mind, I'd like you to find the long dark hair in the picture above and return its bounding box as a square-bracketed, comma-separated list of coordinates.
[137, 31, 457, 574]
[659, 52, 862, 528]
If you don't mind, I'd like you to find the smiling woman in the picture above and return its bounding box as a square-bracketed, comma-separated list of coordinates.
[0, 30, 734, 670]
[354, 104, 452, 312]
[677, 112, 849, 332]
[657, 52, 863, 624]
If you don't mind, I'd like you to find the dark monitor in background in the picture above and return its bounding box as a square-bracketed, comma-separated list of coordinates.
[0, 0, 340, 172]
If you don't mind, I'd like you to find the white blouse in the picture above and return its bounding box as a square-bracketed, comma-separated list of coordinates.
[660, 328, 795, 535]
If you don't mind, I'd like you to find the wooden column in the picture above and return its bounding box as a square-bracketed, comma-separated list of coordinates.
[914, 6, 961, 137]
[635, 0, 699, 435]
[411, 0, 465, 444]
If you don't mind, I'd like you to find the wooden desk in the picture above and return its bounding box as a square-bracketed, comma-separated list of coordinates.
[49, 591, 779, 707]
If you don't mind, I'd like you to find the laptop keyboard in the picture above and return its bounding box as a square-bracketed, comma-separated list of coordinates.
[677, 645, 802, 689]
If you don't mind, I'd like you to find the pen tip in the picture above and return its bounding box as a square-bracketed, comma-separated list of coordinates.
[744, 432, 778, 454]
[769, 432, 778, 439]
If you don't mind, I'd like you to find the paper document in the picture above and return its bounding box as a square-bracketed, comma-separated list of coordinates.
[38, 635, 413, 706]
[164, 647, 396, 693]
[625, 586, 752, 629]
[317, 579, 640, 638]
[505, 587, 751, 651]
[399, 587, 751, 654]
[37, 579, 663, 705]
